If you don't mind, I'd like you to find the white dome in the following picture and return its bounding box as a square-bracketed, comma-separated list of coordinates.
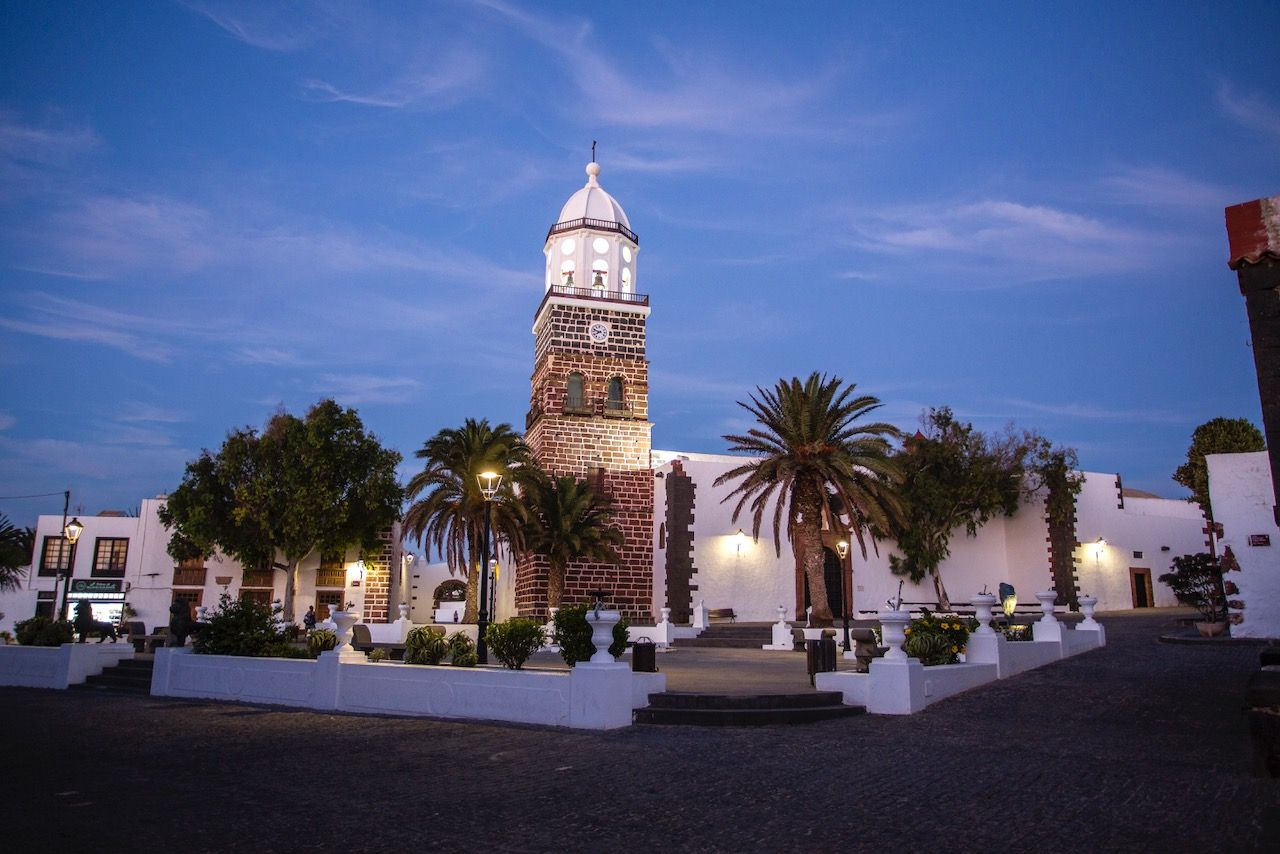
[555, 162, 631, 229]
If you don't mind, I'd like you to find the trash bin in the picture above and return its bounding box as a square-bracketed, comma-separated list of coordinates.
[632, 636, 657, 672]
[805, 632, 837, 685]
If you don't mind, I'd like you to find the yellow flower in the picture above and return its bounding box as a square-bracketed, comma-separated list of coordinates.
[904, 628, 912, 635]
[951, 645, 958, 652]
[941, 623, 950, 630]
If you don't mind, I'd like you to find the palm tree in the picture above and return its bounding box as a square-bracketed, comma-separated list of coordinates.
[403, 419, 532, 623]
[0, 513, 34, 593]
[715, 373, 903, 626]
[518, 472, 624, 612]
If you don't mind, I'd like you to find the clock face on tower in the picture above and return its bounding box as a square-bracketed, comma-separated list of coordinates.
[588, 321, 610, 344]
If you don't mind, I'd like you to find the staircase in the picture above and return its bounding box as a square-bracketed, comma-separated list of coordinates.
[69, 657, 154, 695]
[634, 691, 863, 726]
[676, 622, 784, 649]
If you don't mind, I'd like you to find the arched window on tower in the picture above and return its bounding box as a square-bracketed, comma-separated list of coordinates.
[606, 376, 625, 414]
[566, 372, 586, 413]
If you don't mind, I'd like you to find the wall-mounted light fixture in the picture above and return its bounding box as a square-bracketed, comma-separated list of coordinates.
[735, 529, 748, 553]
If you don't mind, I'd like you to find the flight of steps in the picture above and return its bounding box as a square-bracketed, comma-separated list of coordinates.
[69, 657, 154, 695]
[676, 622, 791, 649]
[634, 691, 864, 726]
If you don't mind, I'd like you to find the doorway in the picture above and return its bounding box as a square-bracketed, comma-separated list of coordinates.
[1129, 567, 1154, 608]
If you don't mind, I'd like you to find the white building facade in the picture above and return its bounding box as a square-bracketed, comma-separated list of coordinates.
[1208, 451, 1279, 638]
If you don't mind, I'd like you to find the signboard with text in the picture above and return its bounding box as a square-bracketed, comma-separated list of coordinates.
[1248, 534, 1271, 547]
[69, 579, 124, 595]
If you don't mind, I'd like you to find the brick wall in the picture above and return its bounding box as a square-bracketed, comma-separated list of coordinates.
[361, 528, 394, 623]
[662, 461, 697, 623]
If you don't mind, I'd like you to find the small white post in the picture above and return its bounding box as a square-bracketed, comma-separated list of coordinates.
[1075, 594, 1106, 646]
[656, 607, 672, 647]
[691, 599, 708, 631]
[764, 605, 794, 651]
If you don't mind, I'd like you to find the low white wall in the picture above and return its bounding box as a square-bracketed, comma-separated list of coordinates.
[816, 625, 1100, 714]
[151, 648, 662, 730]
[0, 642, 134, 689]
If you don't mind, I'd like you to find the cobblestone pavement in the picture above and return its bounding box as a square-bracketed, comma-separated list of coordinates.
[3, 612, 1278, 852]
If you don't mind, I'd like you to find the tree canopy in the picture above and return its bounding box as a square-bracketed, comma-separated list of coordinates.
[1172, 417, 1265, 517]
[886, 407, 1081, 609]
[716, 373, 903, 625]
[160, 399, 403, 620]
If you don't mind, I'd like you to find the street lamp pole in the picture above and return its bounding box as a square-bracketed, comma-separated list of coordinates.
[836, 540, 850, 656]
[60, 516, 84, 622]
[476, 471, 502, 665]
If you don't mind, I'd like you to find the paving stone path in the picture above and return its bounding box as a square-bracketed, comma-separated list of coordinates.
[2, 611, 1277, 852]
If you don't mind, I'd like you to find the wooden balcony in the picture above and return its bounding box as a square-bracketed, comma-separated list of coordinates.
[315, 568, 346, 588]
[172, 567, 207, 587]
[241, 569, 274, 588]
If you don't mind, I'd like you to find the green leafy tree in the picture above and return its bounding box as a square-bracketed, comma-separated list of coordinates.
[887, 408, 1081, 609]
[715, 373, 903, 626]
[1158, 553, 1224, 622]
[0, 513, 35, 593]
[161, 400, 403, 620]
[518, 472, 623, 612]
[1173, 417, 1265, 517]
[403, 419, 532, 623]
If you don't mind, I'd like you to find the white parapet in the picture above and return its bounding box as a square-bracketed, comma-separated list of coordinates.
[0, 642, 134, 690]
[150, 645, 662, 730]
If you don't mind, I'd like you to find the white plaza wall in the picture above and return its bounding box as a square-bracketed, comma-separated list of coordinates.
[0, 642, 134, 689]
[1208, 451, 1279, 639]
[651, 452, 1205, 622]
[1073, 473, 1207, 610]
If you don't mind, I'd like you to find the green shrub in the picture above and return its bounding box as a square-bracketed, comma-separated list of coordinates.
[552, 603, 629, 666]
[1158, 553, 1224, 622]
[307, 629, 337, 656]
[451, 649, 477, 667]
[485, 618, 546, 670]
[367, 648, 388, 663]
[447, 631, 475, 660]
[193, 593, 287, 656]
[15, 617, 74, 647]
[902, 609, 970, 665]
[262, 641, 312, 659]
[404, 626, 447, 665]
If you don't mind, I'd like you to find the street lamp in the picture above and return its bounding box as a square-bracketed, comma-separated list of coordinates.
[476, 470, 502, 665]
[60, 516, 84, 621]
[836, 539, 851, 655]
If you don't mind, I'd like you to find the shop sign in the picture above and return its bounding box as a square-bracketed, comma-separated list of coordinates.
[69, 579, 124, 595]
[1248, 534, 1271, 547]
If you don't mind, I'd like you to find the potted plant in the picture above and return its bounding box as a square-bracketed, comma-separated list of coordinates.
[1159, 553, 1226, 637]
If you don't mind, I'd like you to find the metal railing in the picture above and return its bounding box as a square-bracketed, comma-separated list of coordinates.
[547, 217, 639, 244]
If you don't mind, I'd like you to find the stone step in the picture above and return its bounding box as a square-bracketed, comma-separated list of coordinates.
[648, 691, 846, 710]
[635, 692, 863, 726]
[69, 658, 155, 694]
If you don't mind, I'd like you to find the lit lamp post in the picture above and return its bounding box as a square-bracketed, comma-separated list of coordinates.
[59, 516, 84, 621]
[836, 539, 851, 655]
[476, 470, 502, 665]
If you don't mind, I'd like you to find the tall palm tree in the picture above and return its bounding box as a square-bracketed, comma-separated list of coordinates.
[0, 513, 34, 593]
[715, 373, 903, 626]
[403, 419, 532, 623]
[518, 472, 624, 611]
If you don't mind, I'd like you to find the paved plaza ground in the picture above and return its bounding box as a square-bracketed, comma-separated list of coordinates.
[3, 610, 1278, 852]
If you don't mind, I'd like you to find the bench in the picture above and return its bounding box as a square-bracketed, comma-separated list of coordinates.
[707, 608, 737, 623]
[126, 622, 171, 654]
[351, 624, 407, 661]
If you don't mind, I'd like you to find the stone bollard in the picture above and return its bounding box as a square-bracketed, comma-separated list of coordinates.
[763, 605, 793, 651]
[585, 608, 621, 664]
[879, 610, 912, 661]
[398, 603, 410, 621]
[656, 607, 672, 648]
[972, 593, 998, 636]
[1036, 592, 1058, 623]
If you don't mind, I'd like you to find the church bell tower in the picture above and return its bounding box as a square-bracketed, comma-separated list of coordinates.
[516, 162, 654, 621]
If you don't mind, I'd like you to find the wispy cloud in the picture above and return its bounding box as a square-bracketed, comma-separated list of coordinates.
[477, 0, 837, 135]
[847, 198, 1169, 282]
[0, 413, 14, 431]
[232, 347, 310, 367]
[183, 1, 318, 52]
[0, 112, 99, 165]
[302, 50, 485, 109]
[1100, 165, 1237, 209]
[0, 293, 174, 361]
[315, 373, 422, 406]
[116, 403, 188, 424]
[998, 397, 1186, 424]
[1216, 78, 1280, 140]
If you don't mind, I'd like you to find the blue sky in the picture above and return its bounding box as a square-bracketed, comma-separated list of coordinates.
[1, 1, 1278, 526]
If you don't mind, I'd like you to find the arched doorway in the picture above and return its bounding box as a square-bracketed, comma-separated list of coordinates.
[802, 547, 845, 619]
[433, 579, 466, 607]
